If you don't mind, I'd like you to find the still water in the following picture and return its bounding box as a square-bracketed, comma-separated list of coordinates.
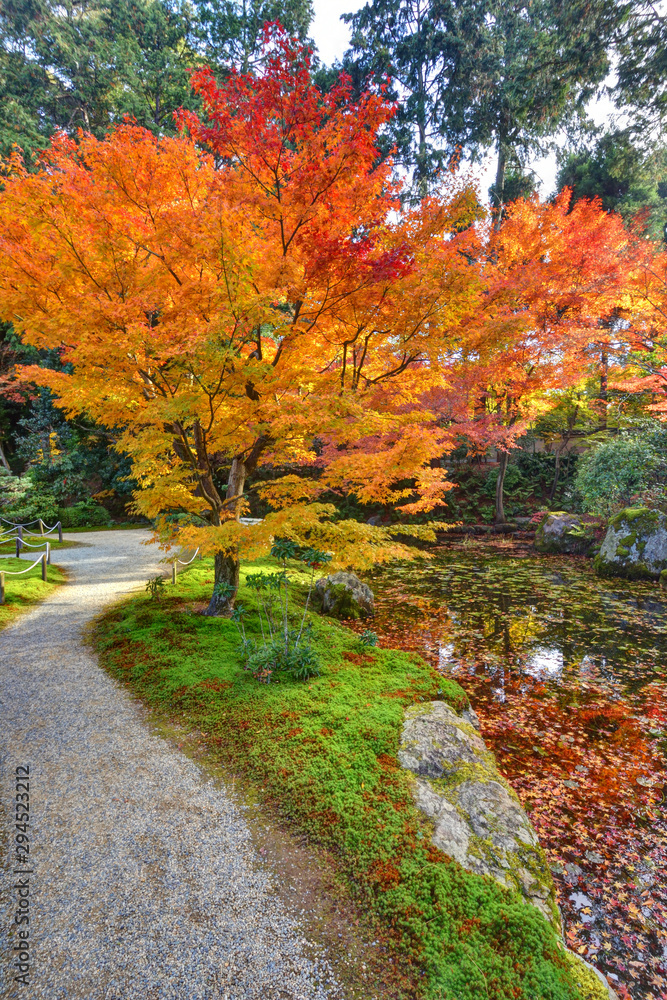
[366, 544, 667, 1000]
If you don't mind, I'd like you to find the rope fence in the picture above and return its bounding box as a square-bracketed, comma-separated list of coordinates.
[171, 547, 201, 584]
[0, 518, 63, 543]
[12, 538, 51, 562]
[0, 552, 48, 604]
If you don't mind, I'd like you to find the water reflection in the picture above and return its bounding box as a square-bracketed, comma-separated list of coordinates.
[524, 645, 563, 679]
[367, 550, 667, 1000]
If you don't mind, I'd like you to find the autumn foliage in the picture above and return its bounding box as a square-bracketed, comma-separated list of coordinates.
[0, 26, 646, 606]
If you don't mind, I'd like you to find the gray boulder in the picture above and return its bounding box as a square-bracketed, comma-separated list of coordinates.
[399, 700, 619, 998]
[398, 700, 558, 928]
[315, 571, 374, 619]
[534, 512, 594, 555]
[594, 507, 667, 579]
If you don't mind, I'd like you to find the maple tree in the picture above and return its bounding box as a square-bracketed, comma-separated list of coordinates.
[0, 27, 650, 602]
[0, 28, 488, 612]
[610, 245, 667, 422]
[446, 192, 644, 522]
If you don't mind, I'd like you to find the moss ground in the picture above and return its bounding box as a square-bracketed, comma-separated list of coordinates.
[91, 556, 592, 1000]
[0, 556, 66, 630]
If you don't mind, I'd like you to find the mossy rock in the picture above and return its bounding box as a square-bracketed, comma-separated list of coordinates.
[398, 700, 560, 930]
[535, 512, 596, 555]
[315, 571, 374, 619]
[594, 507, 667, 580]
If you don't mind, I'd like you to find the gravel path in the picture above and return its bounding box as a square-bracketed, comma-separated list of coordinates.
[0, 531, 343, 1000]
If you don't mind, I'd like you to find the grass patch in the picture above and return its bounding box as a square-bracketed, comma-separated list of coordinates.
[62, 523, 149, 533]
[91, 557, 591, 1000]
[0, 556, 66, 630]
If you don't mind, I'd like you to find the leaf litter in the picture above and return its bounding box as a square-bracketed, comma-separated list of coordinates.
[348, 548, 667, 1000]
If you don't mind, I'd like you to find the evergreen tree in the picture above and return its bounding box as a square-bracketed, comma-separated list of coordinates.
[0, 0, 200, 159]
[346, 0, 622, 214]
[192, 0, 313, 74]
[615, 0, 667, 136]
[557, 131, 667, 240]
[344, 0, 457, 198]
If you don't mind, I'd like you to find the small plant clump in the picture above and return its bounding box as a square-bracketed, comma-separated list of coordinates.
[145, 575, 166, 601]
[231, 540, 331, 683]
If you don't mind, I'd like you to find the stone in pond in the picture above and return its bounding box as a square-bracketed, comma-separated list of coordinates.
[534, 512, 594, 555]
[315, 571, 374, 619]
[594, 507, 667, 580]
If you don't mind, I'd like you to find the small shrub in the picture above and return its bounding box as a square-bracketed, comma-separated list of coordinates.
[145, 575, 166, 601]
[232, 541, 331, 682]
[58, 500, 112, 528]
[574, 434, 666, 516]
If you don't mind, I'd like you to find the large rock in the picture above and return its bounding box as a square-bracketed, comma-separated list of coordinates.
[399, 701, 618, 998]
[398, 700, 559, 927]
[535, 512, 594, 555]
[315, 571, 374, 619]
[594, 507, 667, 579]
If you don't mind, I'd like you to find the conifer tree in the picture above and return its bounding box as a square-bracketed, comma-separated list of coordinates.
[346, 0, 622, 215]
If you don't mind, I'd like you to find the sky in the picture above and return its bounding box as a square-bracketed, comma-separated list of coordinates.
[311, 0, 360, 67]
[309, 0, 617, 201]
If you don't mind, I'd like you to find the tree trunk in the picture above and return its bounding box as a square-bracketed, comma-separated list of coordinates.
[600, 349, 608, 429]
[0, 438, 10, 473]
[416, 48, 428, 200]
[549, 445, 563, 503]
[493, 141, 507, 231]
[495, 450, 509, 523]
[204, 455, 247, 616]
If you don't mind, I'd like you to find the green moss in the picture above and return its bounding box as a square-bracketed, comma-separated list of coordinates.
[91, 556, 590, 1000]
[323, 582, 368, 620]
[0, 557, 66, 631]
[593, 554, 655, 580]
[563, 951, 613, 1000]
[609, 507, 660, 533]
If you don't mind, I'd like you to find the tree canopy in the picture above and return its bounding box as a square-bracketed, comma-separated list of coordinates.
[0, 29, 647, 598]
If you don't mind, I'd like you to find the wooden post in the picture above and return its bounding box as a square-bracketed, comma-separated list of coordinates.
[0, 572, 4, 604]
[15, 536, 20, 558]
[172, 562, 177, 584]
[39, 518, 44, 535]
[46, 542, 51, 565]
[17, 525, 22, 554]
[41, 553, 47, 581]
[58, 521, 63, 543]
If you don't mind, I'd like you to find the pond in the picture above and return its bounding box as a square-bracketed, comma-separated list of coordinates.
[363, 541, 667, 1000]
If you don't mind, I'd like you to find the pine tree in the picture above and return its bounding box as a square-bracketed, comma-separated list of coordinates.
[557, 131, 667, 241]
[0, 0, 200, 158]
[192, 0, 313, 73]
[346, 0, 622, 214]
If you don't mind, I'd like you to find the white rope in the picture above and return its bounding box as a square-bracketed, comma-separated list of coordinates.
[174, 546, 200, 566]
[35, 521, 60, 534]
[0, 555, 45, 576]
[0, 519, 62, 538]
[15, 538, 49, 548]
